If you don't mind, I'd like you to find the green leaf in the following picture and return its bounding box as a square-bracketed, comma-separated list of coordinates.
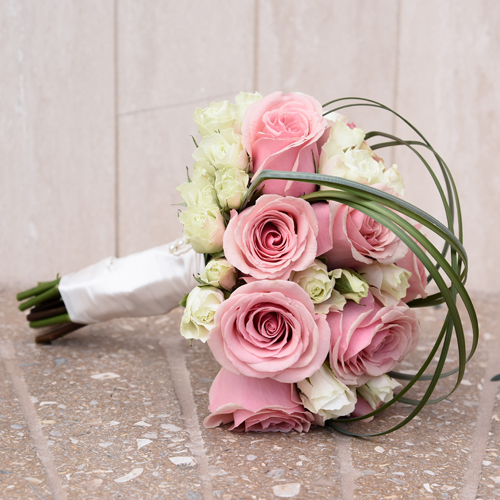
[210, 251, 225, 259]
[492, 374, 500, 382]
[179, 292, 189, 308]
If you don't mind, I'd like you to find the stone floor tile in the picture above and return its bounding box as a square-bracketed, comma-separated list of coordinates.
[181, 308, 342, 499]
[1, 287, 499, 499]
[0, 361, 52, 500]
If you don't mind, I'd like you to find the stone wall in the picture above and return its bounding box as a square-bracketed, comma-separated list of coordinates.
[2, 0, 499, 291]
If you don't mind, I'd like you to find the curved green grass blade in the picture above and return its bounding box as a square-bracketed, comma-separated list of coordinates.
[243, 169, 477, 436]
[240, 96, 476, 435]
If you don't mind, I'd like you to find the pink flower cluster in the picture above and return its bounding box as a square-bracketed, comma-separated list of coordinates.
[179, 91, 428, 433]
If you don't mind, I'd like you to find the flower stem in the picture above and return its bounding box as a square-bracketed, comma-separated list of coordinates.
[29, 313, 71, 329]
[27, 306, 67, 322]
[18, 285, 61, 312]
[30, 298, 65, 313]
[16, 278, 60, 301]
[35, 323, 85, 344]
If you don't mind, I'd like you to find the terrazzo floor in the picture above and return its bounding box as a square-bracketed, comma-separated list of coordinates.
[0, 287, 499, 500]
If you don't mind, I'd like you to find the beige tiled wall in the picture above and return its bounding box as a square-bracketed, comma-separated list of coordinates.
[1, 0, 498, 292]
[0, 1, 116, 286]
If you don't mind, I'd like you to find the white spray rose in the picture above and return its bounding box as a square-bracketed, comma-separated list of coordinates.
[192, 129, 248, 171]
[192, 158, 216, 183]
[321, 119, 365, 159]
[214, 166, 249, 210]
[297, 363, 357, 424]
[199, 258, 238, 290]
[335, 269, 369, 303]
[290, 261, 346, 314]
[321, 148, 386, 187]
[382, 164, 405, 197]
[180, 286, 225, 342]
[234, 91, 262, 130]
[359, 263, 411, 306]
[357, 374, 401, 410]
[179, 205, 225, 254]
[193, 100, 237, 137]
[177, 176, 218, 208]
[319, 117, 405, 197]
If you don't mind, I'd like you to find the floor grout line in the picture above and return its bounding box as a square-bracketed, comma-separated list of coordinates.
[460, 344, 500, 500]
[336, 433, 359, 500]
[160, 336, 213, 500]
[0, 340, 67, 500]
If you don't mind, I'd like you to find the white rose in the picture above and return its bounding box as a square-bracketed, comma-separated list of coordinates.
[179, 205, 225, 254]
[359, 263, 411, 306]
[357, 374, 401, 410]
[193, 100, 237, 137]
[321, 148, 386, 187]
[192, 129, 248, 171]
[382, 164, 405, 197]
[321, 119, 365, 159]
[180, 286, 225, 342]
[177, 176, 218, 208]
[234, 91, 262, 130]
[334, 269, 369, 303]
[290, 261, 346, 314]
[199, 258, 238, 290]
[214, 166, 249, 210]
[193, 158, 216, 183]
[297, 363, 356, 424]
[319, 118, 405, 197]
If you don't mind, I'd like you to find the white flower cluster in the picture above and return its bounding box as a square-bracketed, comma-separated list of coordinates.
[290, 261, 374, 314]
[179, 93, 262, 342]
[319, 114, 405, 196]
[178, 92, 262, 255]
[180, 257, 239, 343]
[297, 364, 401, 424]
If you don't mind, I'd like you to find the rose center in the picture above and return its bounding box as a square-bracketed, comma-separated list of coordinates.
[260, 108, 310, 139]
[255, 310, 291, 343]
[359, 218, 390, 246]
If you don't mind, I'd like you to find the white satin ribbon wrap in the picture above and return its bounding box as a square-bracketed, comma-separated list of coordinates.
[59, 242, 205, 324]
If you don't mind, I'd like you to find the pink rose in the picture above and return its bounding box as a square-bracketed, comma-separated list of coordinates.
[313, 198, 408, 270]
[207, 280, 331, 383]
[327, 292, 419, 385]
[242, 92, 328, 197]
[396, 226, 428, 302]
[350, 395, 375, 422]
[224, 195, 318, 280]
[203, 368, 313, 432]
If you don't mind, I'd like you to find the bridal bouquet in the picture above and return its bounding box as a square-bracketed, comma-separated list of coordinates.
[17, 91, 477, 437]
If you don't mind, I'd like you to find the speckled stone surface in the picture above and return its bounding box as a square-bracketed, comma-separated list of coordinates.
[1, 287, 499, 499]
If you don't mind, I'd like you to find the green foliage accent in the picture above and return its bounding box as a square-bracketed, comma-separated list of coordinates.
[243, 97, 478, 437]
[179, 292, 190, 308]
[210, 251, 225, 259]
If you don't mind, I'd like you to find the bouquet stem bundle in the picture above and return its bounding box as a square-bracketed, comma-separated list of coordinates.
[16, 278, 85, 343]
